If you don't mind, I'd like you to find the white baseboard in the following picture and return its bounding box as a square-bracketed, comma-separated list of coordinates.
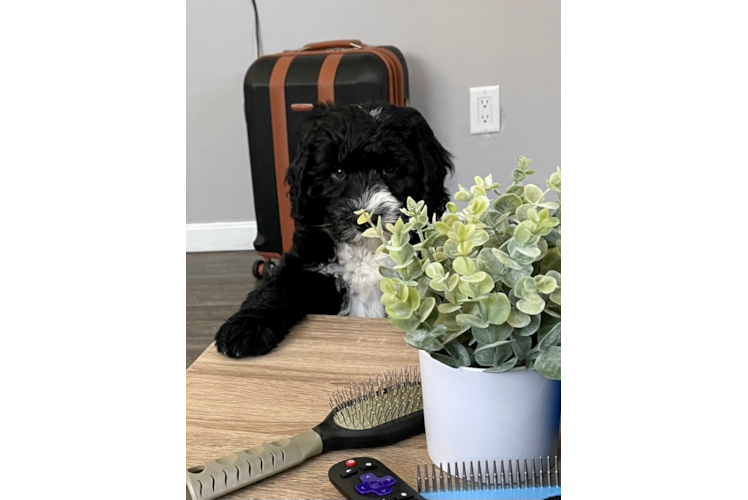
[186, 221, 257, 252]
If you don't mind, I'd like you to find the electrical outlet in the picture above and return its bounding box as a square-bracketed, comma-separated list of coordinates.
[470, 85, 500, 134]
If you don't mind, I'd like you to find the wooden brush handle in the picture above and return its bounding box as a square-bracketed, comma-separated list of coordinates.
[185, 430, 323, 499]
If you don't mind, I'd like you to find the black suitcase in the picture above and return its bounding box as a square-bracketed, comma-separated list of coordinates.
[243, 39, 409, 278]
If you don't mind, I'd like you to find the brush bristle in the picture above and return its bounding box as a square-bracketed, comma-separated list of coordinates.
[416, 457, 561, 493]
[328, 366, 422, 430]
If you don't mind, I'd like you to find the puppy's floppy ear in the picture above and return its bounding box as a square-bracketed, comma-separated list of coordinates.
[286, 105, 333, 224]
[402, 107, 454, 217]
[286, 128, 314, 223]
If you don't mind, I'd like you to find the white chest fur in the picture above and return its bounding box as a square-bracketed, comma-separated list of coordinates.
[318, 240, 386, 318]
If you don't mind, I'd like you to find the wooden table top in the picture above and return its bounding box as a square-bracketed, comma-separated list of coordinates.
[186, 315, 427, 499]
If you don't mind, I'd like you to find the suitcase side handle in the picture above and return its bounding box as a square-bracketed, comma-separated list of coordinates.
[299, 39, 363, 51]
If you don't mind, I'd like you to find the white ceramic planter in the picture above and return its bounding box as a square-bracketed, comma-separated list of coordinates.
[419, 349, 561, 466]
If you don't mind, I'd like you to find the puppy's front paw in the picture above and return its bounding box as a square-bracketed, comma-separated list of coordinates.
[214, 318, 279, 358]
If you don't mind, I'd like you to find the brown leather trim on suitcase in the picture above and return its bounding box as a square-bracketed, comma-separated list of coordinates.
[261, 44, 406, 106]
[317, 53, 344, 104]
[268, 56, 296, 254]
[291, 103, 314, 112]
[369, 47, 405, 106]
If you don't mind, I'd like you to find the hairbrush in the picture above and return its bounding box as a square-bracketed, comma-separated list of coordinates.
[186, 367, 424, 500]
[417, 457, 560, 499]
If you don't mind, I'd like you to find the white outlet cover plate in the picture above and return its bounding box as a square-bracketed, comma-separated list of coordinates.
[470, 85, 500, 134]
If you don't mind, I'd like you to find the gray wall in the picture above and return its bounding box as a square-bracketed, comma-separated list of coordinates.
[187, 0, 560, 224]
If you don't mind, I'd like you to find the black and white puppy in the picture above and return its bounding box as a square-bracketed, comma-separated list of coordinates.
[215, 103, 453, 358]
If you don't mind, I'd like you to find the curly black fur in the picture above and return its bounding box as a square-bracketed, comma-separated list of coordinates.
[215, 103, 453, 358]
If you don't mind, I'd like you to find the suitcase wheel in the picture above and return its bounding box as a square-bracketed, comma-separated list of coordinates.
[252, 259, 277, 280]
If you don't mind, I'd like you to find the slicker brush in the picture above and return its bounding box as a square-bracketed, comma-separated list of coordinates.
[417, 456, 560, 499]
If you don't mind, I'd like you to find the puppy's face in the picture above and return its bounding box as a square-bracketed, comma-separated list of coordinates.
[287, 104, 453, 244]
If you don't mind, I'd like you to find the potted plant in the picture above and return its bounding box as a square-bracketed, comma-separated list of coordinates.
[356, 157, 561, 465]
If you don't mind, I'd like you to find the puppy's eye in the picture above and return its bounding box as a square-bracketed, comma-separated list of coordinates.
[384, 165, 397, 174]
[332, 168, 346, 179]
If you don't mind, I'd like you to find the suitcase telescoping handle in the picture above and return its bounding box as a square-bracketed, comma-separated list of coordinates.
[299, 39, 363, 51]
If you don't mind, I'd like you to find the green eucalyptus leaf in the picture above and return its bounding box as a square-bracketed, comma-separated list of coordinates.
[474, 343, 513, 367]
[442, 239, 462, 258]
[414, 232, 438, 250]
[473, 323, 513, 344]
[418, 297, 436, 322]
[469, 229, 490, 246]
[517, 296, 546, 315]
[511, 334, 532, 361]
[362, 227, 379, 238]
[538, 201, 560, 210]
[535, 346, 561, 379]
[440, 325, 472, 345]
[456, 313, 489, 329]
[508, 239, 542, 260]
[540, 247, 561, 274]
[506, 308, 531, 328]
[511, 169, 526, 183]
[484, 357, 518, 373]
[506, 184, 524, 196]
[476, 248, 505, 282]
[421, 305, 440, 330]
[517, 156, 532, 169]
[513, 222, 536, 245]
[550, 290, 561, 305]
[476, 274, 495, 295]
[474, 346, 494, 366]
[446, 273, 460, 291]
[444, 341, 471, 367]
[483, 211, 511, 231]
[514, 313, 541, 336]
[393, 257, 420, 273]
[493, 193, 522, 214]
[492, 249, 522, 270]
[545, 270, 561, 287]
[415, 276, 431, 298]
[389, 315, 421, 333]
[429, 278, 448, 293]
[380, 277, 397, 295]
[379, 266, 400, 279]
[386, 303, 416, 320]
[481, 292, 511, 325]
[375, 244, 389, 260]
[534, 275, 557, 294]
[406, 287, 421, 310]
[460, 270, 489, 283]
[538, 322, 561, 351]
[534, 238, 549, 263]
[501, 265, 533, 288]
[539, 217, 560, 229]
[398, 258, 423, 281]
[544, 228, 561, 246]
[436, 309, 461, 330]
[473, 339, 513, 353]
[452, 256, 475, 276]
[515, 203, 535, 222]
[544, 308, 561, 318]
[523, 184, 544, 204]
[461, 302, 481, 318]
[438, 303, 462, 314]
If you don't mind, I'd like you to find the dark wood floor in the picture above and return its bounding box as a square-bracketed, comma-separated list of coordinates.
[186, 251, 260, 368]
